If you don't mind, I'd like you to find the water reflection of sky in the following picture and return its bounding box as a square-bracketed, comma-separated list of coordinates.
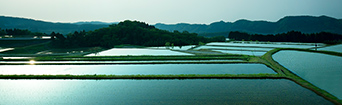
[148, 45, 196, 50]
[273, 50, 342, 99]
[86, 48, 193, 56]
[193, 42, 321, 56]
[0, 60, 244, 65]
[0, 64, 276, 75]
[0, 79, 333, 105]
[207, 42, 321, 48]
[213, 50, 267, 56]
[319, 44, 342, 53]
[194, 46, 273, 51]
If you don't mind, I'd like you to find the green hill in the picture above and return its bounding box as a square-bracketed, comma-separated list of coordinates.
[0, 16, 109, 34]
[1, 15, 342, 37]
[155, 15, 342, 36]
[51, 20, 224, 48]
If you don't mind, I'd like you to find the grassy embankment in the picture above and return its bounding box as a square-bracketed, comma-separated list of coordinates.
[1, 41, 51, 54]
[261, 48, 342, 104]
[0, 39, 50, 48]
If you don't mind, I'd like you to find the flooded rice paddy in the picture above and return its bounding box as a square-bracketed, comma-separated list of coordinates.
[0, 64, 276, 75]
[212, 50, 267, 56]
[206, 42, 321, 48]
[86, 48, 193, 56]
[273, 50, 342, 99]
[0, 41, 338, 104]
[319, 44, 342, 53]
[0, 79, 333, 105]
[192, 42, 322, 56]
[194, 46, 274, 51]
[0, 59, 244, 65]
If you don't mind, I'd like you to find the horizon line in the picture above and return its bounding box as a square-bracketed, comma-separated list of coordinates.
[0, 15, 339, 25]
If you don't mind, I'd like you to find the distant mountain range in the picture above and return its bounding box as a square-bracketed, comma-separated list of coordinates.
[155, 15, 342, 36]
[0, 15, 342, 35]
[0, 16, 110, 34]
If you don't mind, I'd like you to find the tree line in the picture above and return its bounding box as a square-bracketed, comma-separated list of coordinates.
[228, 31, 342, 44]
[51, 20, 226, 48]
[0, 28, 47, 37]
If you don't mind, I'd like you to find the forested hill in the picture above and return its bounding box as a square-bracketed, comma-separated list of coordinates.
[51, 20, 224, 48]
[0, 16, 109, 34]
[155, 15, 342, 35]
[2, 15, 342, 36]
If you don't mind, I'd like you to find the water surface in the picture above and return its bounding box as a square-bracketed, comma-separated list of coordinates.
[0, 79, 333, 105]
[0, 59, 244, 64]
[213, 50, 267, 56]
[207, 42, 317, 48]
[194, 45, 273, 51]
[0, 48, 14, 52]
[319, 44, 342, 53]
[273, 50, 342, 99]
[86, 48, 193, 56]
[148, 45, 195, 50]
[0, 64, 275, 75]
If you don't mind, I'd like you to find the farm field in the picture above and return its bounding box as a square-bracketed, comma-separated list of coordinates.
[1, 41, 341, 104]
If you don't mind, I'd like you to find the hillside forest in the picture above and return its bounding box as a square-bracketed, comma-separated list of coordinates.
[1, 20, 225, 48]
[1, 20, 342, 49]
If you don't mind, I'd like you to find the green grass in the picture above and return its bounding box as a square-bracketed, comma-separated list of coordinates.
[1, 41, 51, 54]
[0, 39, 50, 47]
[1, 41, 105, 56]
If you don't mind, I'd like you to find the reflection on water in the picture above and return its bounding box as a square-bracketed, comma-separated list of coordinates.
[148, 45, 196, 50]
[0, 79, 333, 105]
[0, 60, 244, 64]
[0, 64, 276, 75]
[207, 42, 321, 48]
[194, 42, 321, 56]
[213, 50, 267, 56]
[86, 48, 193, 56]
[273, 50, 342, 99]
[319, 44, 342, 53]
[1, 57, 32, 59]
[194, 45, 273, 51]
[0, 48, 14, 52]
[29, 60, 35, 65]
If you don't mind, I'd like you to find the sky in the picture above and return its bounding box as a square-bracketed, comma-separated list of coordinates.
[1, 0, 342, 24]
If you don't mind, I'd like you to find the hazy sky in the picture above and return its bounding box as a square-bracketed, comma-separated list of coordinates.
[1, 0, 342, 24]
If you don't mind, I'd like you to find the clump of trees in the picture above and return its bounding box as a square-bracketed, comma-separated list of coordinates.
[51, 20, 226, 48]
[0, 28, 47, 37]
[228, 31, 342, 44]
